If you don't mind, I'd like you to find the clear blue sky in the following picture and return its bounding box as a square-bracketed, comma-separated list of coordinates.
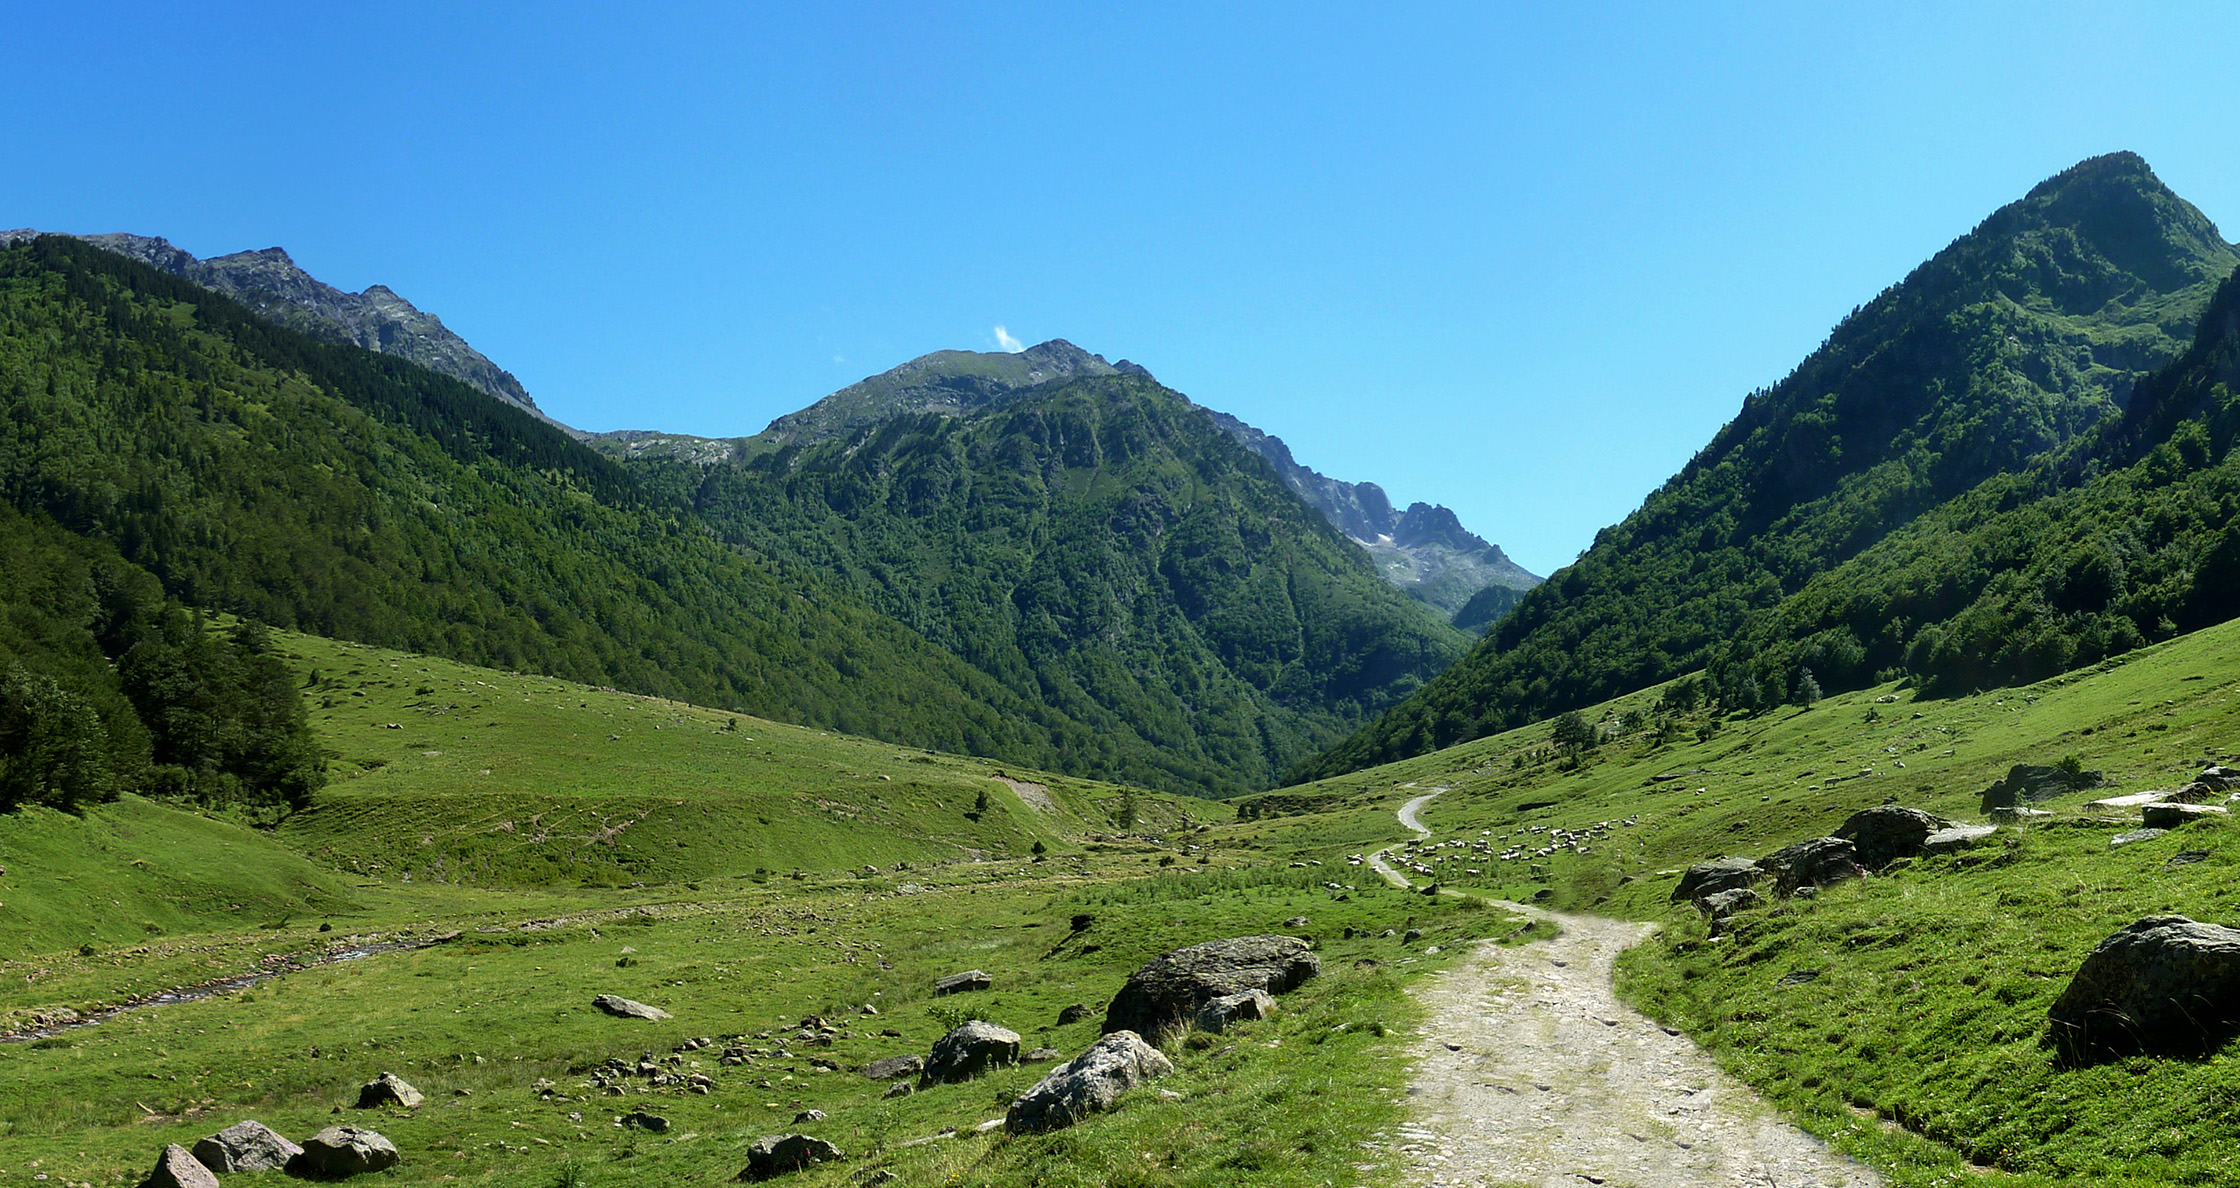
[6, 2, 2236, 576]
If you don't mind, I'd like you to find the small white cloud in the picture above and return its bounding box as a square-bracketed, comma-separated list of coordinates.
[832, 354, 847, 364]
[993, 325, 1024, 352]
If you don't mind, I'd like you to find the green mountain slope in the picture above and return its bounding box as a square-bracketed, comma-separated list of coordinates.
[0, 235, 1083, 768]
[664, 373, 1472, 797]
[1294, 151, 2238, 780]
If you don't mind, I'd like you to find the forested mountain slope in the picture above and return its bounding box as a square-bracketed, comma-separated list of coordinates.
[0, 235, 1085, 769]
[1294, 152, 2238, 780]
[661, 373, 1473, 796]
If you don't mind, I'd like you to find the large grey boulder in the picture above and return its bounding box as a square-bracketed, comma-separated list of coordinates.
[192, 1119, 302, 1173]
[1763, 837, 1865, 895]
[353, 1071, 423, 1108]
[1980, 763, 2103, 812]
[1006, 1030, 1174, 1133]
[142, 1144, 219, 1188]
[1102, 935, 1319, 1044]
[860, 1054, 923, 1081]
[2144, 803, 2229, 829]
[1193, 989, 1274, 1033]
[921, 1021, 1021, 1085]
[2050, 915, 2240, 1060]
[1836, 806, 1952, 869]
[593, 993, 671, 1020]
[1670, 857, 1761, 903]
[292, 1126, 400, 1177]
[933, 969, 992, 996]
[737, 1133, 842, 1179]
[1696, 886, 1761, 926]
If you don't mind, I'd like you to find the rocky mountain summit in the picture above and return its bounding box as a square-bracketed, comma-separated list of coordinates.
[0, 229, 560, 430]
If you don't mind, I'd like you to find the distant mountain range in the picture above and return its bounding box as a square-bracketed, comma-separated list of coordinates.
[594, 340, 1541, 621]
[0, 229, 557, 429]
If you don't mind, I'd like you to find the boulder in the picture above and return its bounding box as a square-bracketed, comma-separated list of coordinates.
[1023, 1047, 1063, 1061]
[1670, 857, 1761, 902]
[920, 1021, 1021, 1085]
[1103, 935, 1319, 1044]
[860, 1054, 923, 1081]
[143, 1144, 219, 1188]
[592, 994, 671, 1020]
[1921, 824, 1999, 853]
[1056, 1003, 1093, 1026]
[2048, 915, 2240, 1060]
[2112, 827, 2169, 847]
[1980, 763, 2103, 812]
[1193, 989, 1275, 1033]
[192, 1119, 301, 1173]
[1696, 886, 1760, 923]
[1762, 837, 1865, 895]
[1835, 806, 1952, 869]
[1005, 1030, 1174, 1133]
[2144, 803, 2229, 829]
[353, 1071, 423, 1109]
[622, 1111, 670, 1133]
[882, 1081, 915, 1099]
[737, 1133, 842, 1180]
[933, 969, 992, 996]
[291, 1126, 400, 1177]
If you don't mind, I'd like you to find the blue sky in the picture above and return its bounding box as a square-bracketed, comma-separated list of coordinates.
[6, 2, 2236, 576]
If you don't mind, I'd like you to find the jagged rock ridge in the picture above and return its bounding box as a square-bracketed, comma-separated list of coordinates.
[0, 229, 560, 431]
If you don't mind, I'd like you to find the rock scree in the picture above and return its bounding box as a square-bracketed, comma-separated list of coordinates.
[1102, 935, 1319, 1044]
[921, 1021, 1021, 1085]
[192, 1119, 301, 1173]
[1006, 1030, 1174, 1133]
[2049, 914, 2240, 1060]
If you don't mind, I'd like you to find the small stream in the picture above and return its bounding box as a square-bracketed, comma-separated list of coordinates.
[0, 933, 455, 1045]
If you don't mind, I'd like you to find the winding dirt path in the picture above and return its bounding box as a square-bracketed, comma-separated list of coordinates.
[1382, 797, 1880, 1187]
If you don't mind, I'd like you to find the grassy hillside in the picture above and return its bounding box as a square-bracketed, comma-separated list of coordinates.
[1297, 151, 2239, 780]
[1264, 612, 2240, 1185]
[663, 374, 1470, 798]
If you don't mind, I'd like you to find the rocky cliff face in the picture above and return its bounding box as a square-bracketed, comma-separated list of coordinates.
[0, 230, 562, 431]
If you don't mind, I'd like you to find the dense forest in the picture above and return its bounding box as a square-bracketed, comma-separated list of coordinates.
[643, 374, 1471, 796]
[1294, 152, 2240, 781]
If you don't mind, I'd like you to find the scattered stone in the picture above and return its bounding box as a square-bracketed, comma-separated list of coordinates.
[1989, 805, 2053, 824]
[1670, 857, 1762, 902]
[1776, 969, 1821, 987]
[1102, 935, 1320, 1044]
[1005, 1030, 1175, 1133]
[737, 1134, 842, 1180]
[292, 1126, 400, 1177]
[1402, 928, 1425, 943]
[2144, 803, 2229, 829]
[1921, 823, 1999, 853]
[882, 1081, 915, 1099]
[1194, 989, 1275, 1033]
[1980, 763, 2104, 812]
[933, 969, 992, 996]
[2166, 850, 2214, 870]
[794, 1109, 826, 1123]
[2050, 915, 2240, 1060]
[1283, 916, 1310, 928]
[1762, 837, 1865, 895]
[1056, 1003, 1093, 1026]
[860, 1055, 923, 1081]
[593, 994, 672, 1020]
[622, 1111, 670, 1133]
[192, 1119, 301, 1174]
[2112, 828, 2169, 846]
[353, 1072, 423, 1109]
[1023, 1047, 1063, 1061]
[921, 1021, 1021, 1085]
[143, 1144, 218, 1188]
[1836, 806, 1952, 869]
